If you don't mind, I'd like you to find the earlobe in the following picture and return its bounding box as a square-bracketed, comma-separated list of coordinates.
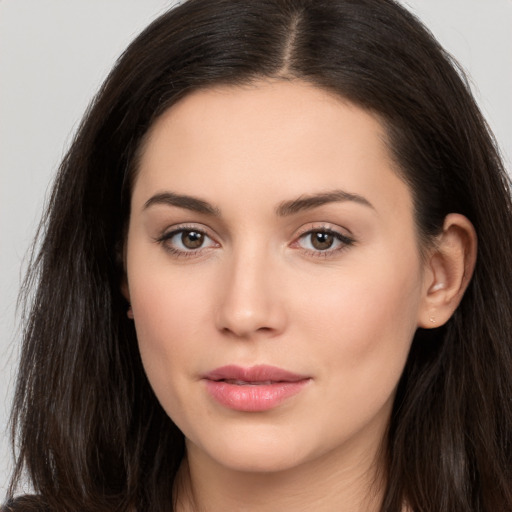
[418, 213, 477, 328]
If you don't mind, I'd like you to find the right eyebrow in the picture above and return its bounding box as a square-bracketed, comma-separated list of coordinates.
[143, 192, 221, 216]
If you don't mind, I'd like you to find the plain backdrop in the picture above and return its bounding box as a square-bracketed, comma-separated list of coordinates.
[1, 0, 511, 497]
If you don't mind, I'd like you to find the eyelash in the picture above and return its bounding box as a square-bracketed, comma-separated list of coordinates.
[155, 225, 218, 258]
[155, 225, 355, 259]
[294, 227, 355, 258]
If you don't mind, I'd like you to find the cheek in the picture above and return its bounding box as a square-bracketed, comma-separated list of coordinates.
[125, 245, 214, 402]
[131, 271, 207, 354]
[293, 247, 423, 393]
[129, 277, 211, 429]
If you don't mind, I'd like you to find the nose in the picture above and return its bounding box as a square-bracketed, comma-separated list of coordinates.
[215, 248, 287, 339]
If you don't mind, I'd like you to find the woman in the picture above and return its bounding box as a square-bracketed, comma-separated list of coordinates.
[4, 0, 512, 510]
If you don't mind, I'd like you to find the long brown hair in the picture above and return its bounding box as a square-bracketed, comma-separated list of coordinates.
[6, 1, 512, 510]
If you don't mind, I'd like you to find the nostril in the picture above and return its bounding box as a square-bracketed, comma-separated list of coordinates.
[215, 277, 287, 338]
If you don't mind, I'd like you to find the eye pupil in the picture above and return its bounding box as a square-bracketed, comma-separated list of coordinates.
[311, 231, 334, 250]
[181, 231, 204, 249]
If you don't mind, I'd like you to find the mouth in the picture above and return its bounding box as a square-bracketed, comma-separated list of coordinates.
[219, 380, 279, 386]
[204, 364, 308, 383]
[202, 365, 311, 412]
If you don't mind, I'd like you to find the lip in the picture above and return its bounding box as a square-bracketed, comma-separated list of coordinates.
[202, 365, 311, 412]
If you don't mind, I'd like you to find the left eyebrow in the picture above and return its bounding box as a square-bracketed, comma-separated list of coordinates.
[276, 190, 375, 216]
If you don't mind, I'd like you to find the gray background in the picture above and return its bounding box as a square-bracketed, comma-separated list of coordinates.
[1, 0, 511, 496]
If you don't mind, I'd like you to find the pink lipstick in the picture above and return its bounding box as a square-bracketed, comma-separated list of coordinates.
[202, 365, 310, 412]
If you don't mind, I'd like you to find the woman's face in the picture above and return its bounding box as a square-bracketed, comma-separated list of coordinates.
[125, 80, 429, 474]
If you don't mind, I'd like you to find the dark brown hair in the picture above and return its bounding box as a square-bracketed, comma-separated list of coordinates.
[6, 1, 512, 510]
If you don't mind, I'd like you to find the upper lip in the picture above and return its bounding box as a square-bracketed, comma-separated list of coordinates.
[203, 365, 309, 383]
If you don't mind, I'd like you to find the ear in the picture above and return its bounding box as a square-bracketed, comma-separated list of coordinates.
[418, 213, 477, 328]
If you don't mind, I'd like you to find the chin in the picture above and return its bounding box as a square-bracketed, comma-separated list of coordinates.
[210, 449, 308, 474]
[187, 428, 316, 474]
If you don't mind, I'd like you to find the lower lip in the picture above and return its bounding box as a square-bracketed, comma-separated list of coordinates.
[204, 379, 310, 412]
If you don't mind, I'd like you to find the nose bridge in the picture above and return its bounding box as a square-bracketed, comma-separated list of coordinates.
[216, 240, 285, 338]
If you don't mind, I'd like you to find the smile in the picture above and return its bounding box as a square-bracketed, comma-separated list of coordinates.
[202, 365, 311, 412]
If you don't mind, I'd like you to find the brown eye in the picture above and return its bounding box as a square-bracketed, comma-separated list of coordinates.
[181, 230, 204, 249]
[295, 228, 354, 255]
[310, 231, 335, 250]
[160, 228, 217, 255]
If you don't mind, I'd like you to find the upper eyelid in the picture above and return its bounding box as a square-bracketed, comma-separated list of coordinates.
[159, 223, 214, 237]
[295, 229, 354, 244]
[294, 222, 353, 238]
[154, 222, 355, 244]
[292, 229, 355, 258]
[292, 223, 356, 245]
[156, 226, 219, 256]
[154, 224, 218, 250]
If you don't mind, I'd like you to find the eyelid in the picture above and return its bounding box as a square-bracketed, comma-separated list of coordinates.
[153, 222, 355, 259]
[290, 223, 356, 257]
[294, 222, 353, 239]
[155, 223, 220, 256]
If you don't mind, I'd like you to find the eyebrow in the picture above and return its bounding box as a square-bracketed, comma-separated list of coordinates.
[275, 190, 374, 216]
[143, 192, 221, 216]
[143, 189, 374, 217]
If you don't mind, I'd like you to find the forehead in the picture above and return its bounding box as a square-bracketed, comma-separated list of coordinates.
[141, 80, 389, 164]
[133, 80, 411, 219]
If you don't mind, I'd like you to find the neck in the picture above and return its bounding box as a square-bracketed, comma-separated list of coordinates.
[174, 438, 386, 512]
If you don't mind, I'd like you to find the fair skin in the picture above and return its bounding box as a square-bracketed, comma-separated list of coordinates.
[124, 80, 476, 512]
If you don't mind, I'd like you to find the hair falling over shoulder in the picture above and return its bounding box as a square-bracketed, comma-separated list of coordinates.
[5, 1, 512, 510]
